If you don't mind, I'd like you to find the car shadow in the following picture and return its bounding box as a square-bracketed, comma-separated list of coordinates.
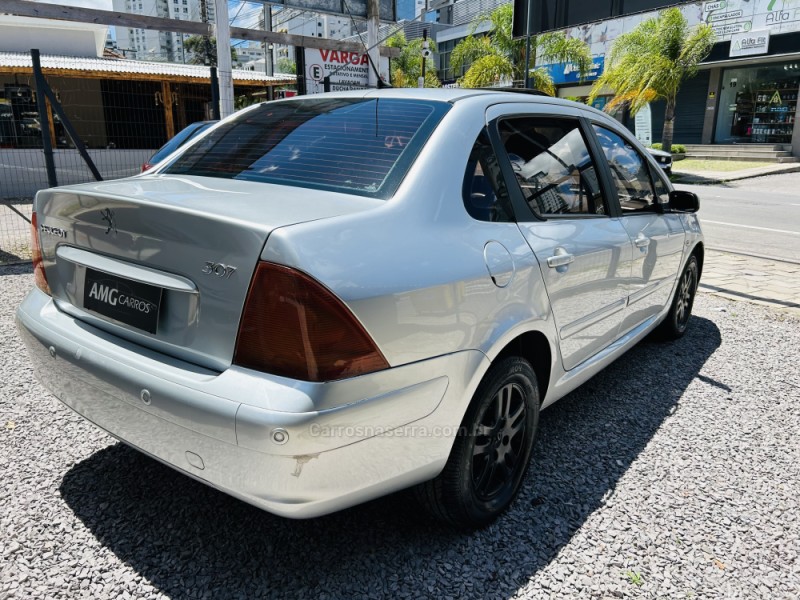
[59, 316, 721, 599]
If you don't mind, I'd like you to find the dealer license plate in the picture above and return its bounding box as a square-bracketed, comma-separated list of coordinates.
[83, 268, 162, 334]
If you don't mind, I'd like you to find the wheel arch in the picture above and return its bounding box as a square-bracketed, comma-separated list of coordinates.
[692, 241, 705, 279]
[492, 330, 553, 404]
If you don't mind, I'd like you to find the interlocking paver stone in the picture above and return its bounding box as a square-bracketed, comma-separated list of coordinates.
[701, 250, 800, 314]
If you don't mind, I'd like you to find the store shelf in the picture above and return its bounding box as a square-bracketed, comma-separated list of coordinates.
[730, 80, 799, 143]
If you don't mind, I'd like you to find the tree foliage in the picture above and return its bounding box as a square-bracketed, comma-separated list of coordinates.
[452, 4, 592, 93]
[276, 57, 296, 74]
[183, 36, 237, 66]
[386, 32, 441, 88]
[589, 7, 715, 151]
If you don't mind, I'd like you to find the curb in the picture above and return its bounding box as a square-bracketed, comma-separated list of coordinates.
[671, 164, 800, 185]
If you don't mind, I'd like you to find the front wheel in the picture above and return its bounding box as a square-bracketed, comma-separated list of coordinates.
[657, 254, 699, 340]
[415, 357, 540, 529]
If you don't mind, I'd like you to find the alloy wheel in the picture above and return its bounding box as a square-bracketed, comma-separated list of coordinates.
[675, 264, 697, 329]
[472, 382, 528, 501]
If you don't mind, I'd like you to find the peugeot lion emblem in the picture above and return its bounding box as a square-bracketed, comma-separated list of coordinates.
[100, 208, 117, 235]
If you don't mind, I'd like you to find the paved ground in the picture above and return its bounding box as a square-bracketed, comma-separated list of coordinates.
[2, 265, 799, 599]
[701, 250, 800, 315]
[0, 201, 31, 264]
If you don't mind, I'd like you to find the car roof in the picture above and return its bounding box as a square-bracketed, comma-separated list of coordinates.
[290, 87, 573, 104]
[297, 87, 611, 120]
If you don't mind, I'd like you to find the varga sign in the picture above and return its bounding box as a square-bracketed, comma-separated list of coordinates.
[318, 49, 370, 65]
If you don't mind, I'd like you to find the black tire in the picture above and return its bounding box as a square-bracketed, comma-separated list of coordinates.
[415, 356, 540, 529]
[657, 254, 699, 340]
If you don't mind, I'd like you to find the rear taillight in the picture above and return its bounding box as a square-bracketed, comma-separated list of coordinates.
[141, 163, 153, 172]
[30, 212, 51, 295]
[233, 262, 389, 382]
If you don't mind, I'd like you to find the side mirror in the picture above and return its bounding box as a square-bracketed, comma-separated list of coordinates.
[668, 190, 700, 213]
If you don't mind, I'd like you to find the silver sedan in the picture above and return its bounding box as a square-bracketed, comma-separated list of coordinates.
[17, 89, 703, 529]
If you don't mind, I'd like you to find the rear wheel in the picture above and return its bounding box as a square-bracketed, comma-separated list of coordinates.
[416, 357, 539, 529]
[657, 254, 699, 340]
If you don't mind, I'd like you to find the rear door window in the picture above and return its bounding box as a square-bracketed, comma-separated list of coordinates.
[497, 117, 607, 217]
[463, 129, 513, 222]
[165, 98, 450, 199]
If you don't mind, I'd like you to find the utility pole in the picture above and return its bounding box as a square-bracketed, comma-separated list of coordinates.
[367, 0, 379, 88]
[262, 3, 273, 77]
[200, 0, 212, 65]
[213, 0, 233, 117]
[524, 35, 531, 89]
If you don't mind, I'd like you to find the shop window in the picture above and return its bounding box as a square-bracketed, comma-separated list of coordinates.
[714, 63, 799, 144]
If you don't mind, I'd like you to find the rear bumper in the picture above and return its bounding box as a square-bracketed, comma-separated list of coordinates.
[16, 288, 488, 518]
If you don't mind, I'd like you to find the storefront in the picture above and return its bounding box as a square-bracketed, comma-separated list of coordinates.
[547, 57, 613, 109]
[534, 0, 800, 154]
[714, 62, 800, 144]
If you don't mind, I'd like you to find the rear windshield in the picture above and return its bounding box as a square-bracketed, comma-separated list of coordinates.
[164, 97, 450, 199]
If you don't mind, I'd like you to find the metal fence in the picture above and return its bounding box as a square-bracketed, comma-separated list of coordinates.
[1, 61, 273, 264]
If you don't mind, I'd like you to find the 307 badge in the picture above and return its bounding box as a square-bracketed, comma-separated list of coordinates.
[202, 262, 236, 279]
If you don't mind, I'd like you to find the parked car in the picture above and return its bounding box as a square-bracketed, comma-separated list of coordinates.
[18, 89, 702, 529]
[647, 146, 673, 175]
[141, 120, 217, 172]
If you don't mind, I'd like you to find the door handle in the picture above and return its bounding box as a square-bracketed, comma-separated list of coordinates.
[547, 249, 575, 269]
[634, 235, 651, 250]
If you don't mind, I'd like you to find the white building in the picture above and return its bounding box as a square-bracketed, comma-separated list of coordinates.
[271, 8, 354, 65]
[112, 0, 216, 62]
[233, 42, 266, 67]
[0, 15, 107, 57]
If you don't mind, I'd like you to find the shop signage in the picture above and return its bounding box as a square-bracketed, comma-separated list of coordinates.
[634, 104, 653, 147]
[537, 1, 800, 72]
[730, 29, 771, 57]
[542, 57, 604, 85]
[303, 48, 389, 94]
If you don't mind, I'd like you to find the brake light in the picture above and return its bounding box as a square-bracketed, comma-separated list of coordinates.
[234, 262, 389, 382]
[30, 212, 51, 295]
[141, 163, 153, 172]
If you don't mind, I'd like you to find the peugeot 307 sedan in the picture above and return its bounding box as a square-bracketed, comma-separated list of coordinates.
[17, 89, 703, 529]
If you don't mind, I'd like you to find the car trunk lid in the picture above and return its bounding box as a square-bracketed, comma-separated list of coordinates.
[35, 175, 381, 371]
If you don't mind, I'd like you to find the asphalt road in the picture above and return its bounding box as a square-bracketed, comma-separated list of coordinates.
[676, 172, 800, 263]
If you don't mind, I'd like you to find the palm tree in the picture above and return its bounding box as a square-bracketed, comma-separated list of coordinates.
[588, 7, 715, 153]
[386, 32, 441, 88]
[451, 4, 592, 94]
